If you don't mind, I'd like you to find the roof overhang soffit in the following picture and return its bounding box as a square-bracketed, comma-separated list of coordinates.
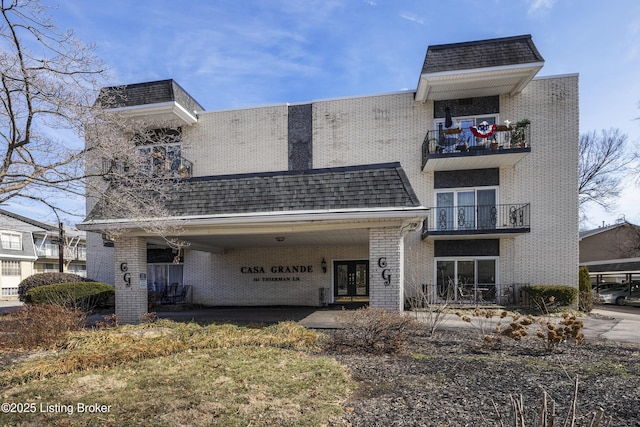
[77, 208, 429, 234]
[415, 62, 544, 102]
[106, 101, 198, 125]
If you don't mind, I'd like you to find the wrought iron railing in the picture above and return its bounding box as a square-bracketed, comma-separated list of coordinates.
[407, 282, 531, 306]
[422, 203, 530, 238]
[421, 123, 531, 169]
[101, 155, 193, 179]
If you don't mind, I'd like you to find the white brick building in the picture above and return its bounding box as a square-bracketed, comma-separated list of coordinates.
[80, 35, 579, 323]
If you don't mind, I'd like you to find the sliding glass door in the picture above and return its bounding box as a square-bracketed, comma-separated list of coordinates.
[435, 258, 497, 303]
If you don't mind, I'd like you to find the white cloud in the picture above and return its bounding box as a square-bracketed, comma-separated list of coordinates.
[399, 13, 424, 25]
[528, 0, 556, 14]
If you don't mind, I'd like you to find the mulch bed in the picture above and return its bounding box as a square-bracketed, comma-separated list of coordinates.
[324, 328, 640, 426]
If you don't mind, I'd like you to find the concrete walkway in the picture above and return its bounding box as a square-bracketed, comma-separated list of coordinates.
[2, 300, 639, 344]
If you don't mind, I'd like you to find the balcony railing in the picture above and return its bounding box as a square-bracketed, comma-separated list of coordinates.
[422, 203, 530, 238]
[407, 282, 531, 306]
[101, 155, 193, 179]
[421, 123, 531, 170]
[36, 245, 87, 261]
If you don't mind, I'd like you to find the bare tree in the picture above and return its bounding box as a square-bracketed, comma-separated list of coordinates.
[579, 128, 634, 211]
[0, 0, 187, 248]
[0, 0, 104, 215]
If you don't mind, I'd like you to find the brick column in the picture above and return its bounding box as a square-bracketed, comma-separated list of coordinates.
[369, 227, 404, 311]
[114, 236, 147, 323]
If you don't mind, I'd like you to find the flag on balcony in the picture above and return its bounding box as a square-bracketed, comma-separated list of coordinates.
[469, 121, 497, 138]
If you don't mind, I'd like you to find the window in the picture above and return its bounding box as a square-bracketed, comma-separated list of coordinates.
[435, 188, 497, 231]
[1, 287, 18, 297]
[435, 258, 497, 302]
[0, 233, 22, 250]
[138, 143, 184, 175]
[2, 260, 21, 276]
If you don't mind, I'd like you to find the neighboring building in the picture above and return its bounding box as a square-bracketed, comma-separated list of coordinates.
[579, 219, 640, 285]
[80, 35, 580, 323]
[0, 209, 87, 300]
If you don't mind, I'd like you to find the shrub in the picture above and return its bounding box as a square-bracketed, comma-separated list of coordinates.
[457, 309, 585, 353]
[522, 285, 578, 313]
[18, 272, 95, 302]
[535, 312, 585, 352]
[578, 266, 594, 312]
[0, 303, 85, 350]
[330, 307, 419, 354]
[25, 282, 114, 310]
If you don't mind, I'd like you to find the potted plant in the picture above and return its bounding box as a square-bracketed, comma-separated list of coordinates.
[510, 119, 530, 148]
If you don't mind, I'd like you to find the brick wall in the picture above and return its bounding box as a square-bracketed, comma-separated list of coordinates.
[369, 227, 404, 310]
[113, 236, 147, 323]
[185, 245, 368, 306]
[185, 106, 289, 176]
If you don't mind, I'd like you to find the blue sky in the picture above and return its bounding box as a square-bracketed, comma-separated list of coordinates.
[8, 0, 640, 229]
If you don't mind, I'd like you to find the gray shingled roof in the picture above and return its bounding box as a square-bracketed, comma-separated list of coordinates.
[98, 79, 205, 113]
[0, 231, 37, 260]
[421, 34, 544, 74]
[88, 163, 422, 221]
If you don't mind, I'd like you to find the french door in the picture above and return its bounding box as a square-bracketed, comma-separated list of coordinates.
[435, 188, 497, 231]
[334, 260, 369, 303]
[435, 258, 497, 303]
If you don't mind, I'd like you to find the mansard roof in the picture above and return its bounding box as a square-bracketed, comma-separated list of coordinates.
[421, 34, 544, 74]
[99, 79, 204, 113]
[415, 34, 545, 102]
[85, 163, 423, 223]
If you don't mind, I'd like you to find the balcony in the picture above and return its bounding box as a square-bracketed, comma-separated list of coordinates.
[422, 203, 530, 239]
[421, 123, 531, 172]
[36, 245, 87, 261]
[102, 155, 193, 179]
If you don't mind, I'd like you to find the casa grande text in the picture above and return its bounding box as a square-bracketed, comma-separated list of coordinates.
[240, 265, 314, 274]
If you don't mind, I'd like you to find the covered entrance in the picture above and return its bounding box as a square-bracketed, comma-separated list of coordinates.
[334, 260, 369, 303]
[81, 163, 427, 322]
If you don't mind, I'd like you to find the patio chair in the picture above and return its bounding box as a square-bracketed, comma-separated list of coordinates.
[458, 286, 475, 303]
[163, 282, 179, 304]
[174, 285, 191, 304]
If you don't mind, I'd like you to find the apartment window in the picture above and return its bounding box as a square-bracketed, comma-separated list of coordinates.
[2, 260, 21, 276]
[434, 188, 497, 231]
[0, 233, 22, 250]
[1, 287, 18, 297]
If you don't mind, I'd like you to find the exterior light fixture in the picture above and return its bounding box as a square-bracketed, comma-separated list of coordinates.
[321, 258, 327, 273]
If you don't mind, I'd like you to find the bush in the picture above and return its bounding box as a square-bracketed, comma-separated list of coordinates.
[578, 266, 594, 312]
[330, 307, 419, 354]
[522, 285, 578, 313]
[25, 282, 114, 310]
[18, 272, 95, 302]
[0, 303, 85, 350]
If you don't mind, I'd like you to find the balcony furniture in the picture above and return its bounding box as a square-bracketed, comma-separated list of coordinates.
[421, 122, 531, 171]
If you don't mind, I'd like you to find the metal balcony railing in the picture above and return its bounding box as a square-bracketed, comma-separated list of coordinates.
[101, 155, 193, 179]
[407, 282, 531, 306]
[422, 203, 530, 238]
[421, 123, 531, 169]
[36, 245, 87, 261]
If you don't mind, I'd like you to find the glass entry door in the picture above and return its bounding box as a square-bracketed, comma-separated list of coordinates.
[334, 260, 369, 303]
